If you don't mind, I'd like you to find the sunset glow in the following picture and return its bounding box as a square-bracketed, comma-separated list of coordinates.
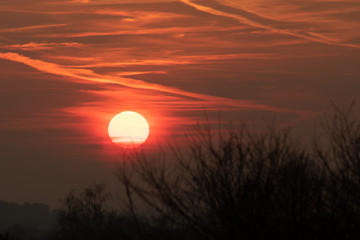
[0, 0, 359, 210]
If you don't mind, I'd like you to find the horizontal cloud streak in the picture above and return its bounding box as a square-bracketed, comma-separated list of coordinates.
[0, 52, 306, 115]
[181, 0, 360, 49]
[3, 42, 84, 50]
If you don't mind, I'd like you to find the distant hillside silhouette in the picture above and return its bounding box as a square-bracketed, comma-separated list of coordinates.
[0, 200, 56, 231]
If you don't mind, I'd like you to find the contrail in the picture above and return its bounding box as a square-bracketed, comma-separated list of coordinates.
[181, 0, 360, 49]
[0, 52, 309, 115]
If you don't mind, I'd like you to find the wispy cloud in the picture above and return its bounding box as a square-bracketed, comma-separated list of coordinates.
[180, 0, 360, 48]
[0, 24, 67, 33]
[0, 52, 306, 115]
[60, 53, 271, 69]
[3, 42, 84, 51]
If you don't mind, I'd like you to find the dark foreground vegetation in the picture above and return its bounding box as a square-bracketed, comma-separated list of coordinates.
[2, 104, 360, 239]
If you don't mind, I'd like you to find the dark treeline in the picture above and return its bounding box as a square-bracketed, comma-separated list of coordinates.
[0, 201, 56, 240]
[2, 103, 360, 240]
[0, 201, 56, 230]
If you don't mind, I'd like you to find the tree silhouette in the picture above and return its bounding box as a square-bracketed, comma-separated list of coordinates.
[52, 103, 360, 240]
[117, 123, 328, 240]
[0, 232, 12, 240]
[315, 102, 360, 239]
[55, 183, 133, 240]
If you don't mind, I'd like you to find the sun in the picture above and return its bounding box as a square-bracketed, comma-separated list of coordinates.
[108, 111, 150, 147]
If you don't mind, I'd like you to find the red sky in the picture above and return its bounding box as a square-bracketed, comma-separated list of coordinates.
[1, 0, 360, 207]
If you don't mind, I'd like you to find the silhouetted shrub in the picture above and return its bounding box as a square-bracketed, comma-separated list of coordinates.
[116, 122, 331, 240]
[315, 102, 360, 239]
[0, 232, 12, 240]
[55, 184, 134, 240]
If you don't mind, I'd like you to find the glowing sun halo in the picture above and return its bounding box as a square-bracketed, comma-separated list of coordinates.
[108, 111, 150, 147]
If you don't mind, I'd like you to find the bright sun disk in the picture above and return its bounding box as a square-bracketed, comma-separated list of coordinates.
[108, 111, 150, 147]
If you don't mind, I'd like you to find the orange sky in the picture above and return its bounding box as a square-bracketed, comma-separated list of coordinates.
[0, 0, 360, 207]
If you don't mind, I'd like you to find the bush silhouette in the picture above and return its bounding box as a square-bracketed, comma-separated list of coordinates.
[315, 102, 360, 239]
[55, 184, 135, 240]
[116, 124, 329, 239]
[0, 233, 12, 240]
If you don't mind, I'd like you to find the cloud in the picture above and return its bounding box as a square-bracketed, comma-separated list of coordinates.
[0, 24, 67, 33]
[3, 42, 84, 51]
[0, 52, 307, 115]
[180, 0, 360, 49]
